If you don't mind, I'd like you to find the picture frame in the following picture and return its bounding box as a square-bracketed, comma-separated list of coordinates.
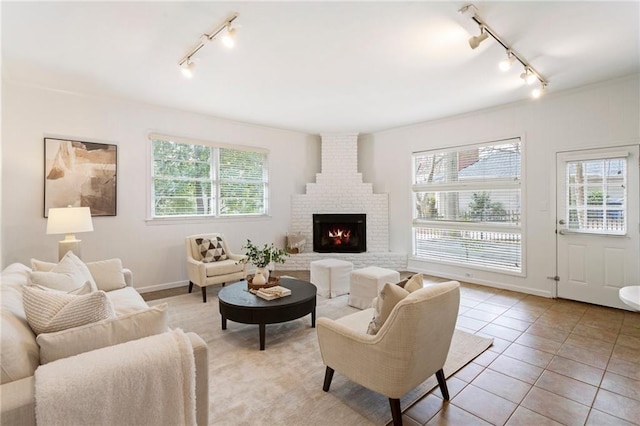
[44, 137, 117, 217]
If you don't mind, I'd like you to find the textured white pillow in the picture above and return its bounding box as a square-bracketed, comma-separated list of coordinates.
[404, 274, 424, 293]
[29, 251, 97, 292]
[86, 258, 127, 291]
[37, 304, 169, 364]
[23, 286, 116, 335]
[30, 258, 56, 272]
[366, 283, 410, 335]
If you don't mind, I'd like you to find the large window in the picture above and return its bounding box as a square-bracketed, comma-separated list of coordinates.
[412, 138, 522, 273]
[150, 134, 268, 218]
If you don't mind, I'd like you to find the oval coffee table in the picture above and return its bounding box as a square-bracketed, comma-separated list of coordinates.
[218, 278, 317, 350]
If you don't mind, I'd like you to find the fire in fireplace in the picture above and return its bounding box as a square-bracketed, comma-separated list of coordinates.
[313, 214, 366, 253]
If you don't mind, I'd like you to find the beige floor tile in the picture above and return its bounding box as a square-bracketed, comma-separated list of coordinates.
[456, 316, 488, 331]
[484, 294, 521, 308]
[546, 356, 604, 386]
[611, 343, 640, 365]
[471, 369, 532, 404]
[453, 362, 485, 383]
[556, 341, 611, 369]
[502, 307, 541, 322]
[620, 323, 640, 337]
[548, 300, 589, 315]
[452, 384, 517, 425]
[616, 333, 640, 350]
[571, 323, 619, 344]
[586, 408, 636, 426]
[488, 354, 543, 384]
[503, 343, 554, 368]
[515, 333, 563, 354]
[521, 387, 590, 426]
[479, 334, 510, 354]
[460, 297, 482, 309]
[534, 314, 577, 332]
[480, 323, 522, 342]
[564, 333, 615, 353]
[400, 414, 422, 426]
[505, 406, 563, 426]
[607, 356, 640, 381]
[622, 311, 640, 326]
[473, 302, 509, 315]
[405, 394, 445, 424]
[578, 317, 623, 334]
[472, 349, 500, 367]
[462, 309, 500, 322]
[430, 376, 468, 400]
[425, 403, 492, 426]
[534, 370, 598, 406]
[525, 324, 571, 343]
[491, 316, 532, 332]
[593, 388, 640, 424]
[600, 371, 640, 402]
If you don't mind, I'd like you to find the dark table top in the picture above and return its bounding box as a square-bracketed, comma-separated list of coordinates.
[218, 277, 317, 309]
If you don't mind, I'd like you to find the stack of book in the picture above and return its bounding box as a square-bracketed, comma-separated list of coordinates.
[256, 286, 292, 300]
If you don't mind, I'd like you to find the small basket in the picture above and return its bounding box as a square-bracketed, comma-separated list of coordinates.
[247, 275, 280, 291]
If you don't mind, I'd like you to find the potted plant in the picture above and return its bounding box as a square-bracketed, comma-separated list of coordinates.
[241, 240, 289, 284]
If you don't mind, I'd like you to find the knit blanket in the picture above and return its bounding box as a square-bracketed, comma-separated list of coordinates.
[35, 329, 195, 426]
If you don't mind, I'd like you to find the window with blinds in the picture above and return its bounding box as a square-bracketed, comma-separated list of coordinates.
[412, 138, 523, 273]
[151, 136, 268, 218]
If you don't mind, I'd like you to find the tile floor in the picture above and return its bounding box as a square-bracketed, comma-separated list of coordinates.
[143, 272, 640, 426]
[403, 276, 640, 426]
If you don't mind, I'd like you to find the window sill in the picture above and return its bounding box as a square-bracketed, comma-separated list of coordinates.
[145, 214, 271, 226]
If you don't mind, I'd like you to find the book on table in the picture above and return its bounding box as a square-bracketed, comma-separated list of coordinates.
[256, 286, 292, 300]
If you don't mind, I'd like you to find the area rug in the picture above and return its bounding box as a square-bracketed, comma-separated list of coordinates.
[149, 289, 493, 425]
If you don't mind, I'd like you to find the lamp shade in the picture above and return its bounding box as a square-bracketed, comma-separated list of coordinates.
[46, 207, 94, 235]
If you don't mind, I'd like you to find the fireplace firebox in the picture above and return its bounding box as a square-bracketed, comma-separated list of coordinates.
[313, 214, 366, 253]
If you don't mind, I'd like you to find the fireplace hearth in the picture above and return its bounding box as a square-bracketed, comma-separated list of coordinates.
[313, 214, 366, 253]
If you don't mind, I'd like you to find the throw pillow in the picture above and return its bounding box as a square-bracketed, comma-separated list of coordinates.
[30, 258, 56, 272]
[29, 251, 97, 292]
[366, 283, 410, 335]
[23, 286, 116, 335]
[404, 274, 424, 293]
[85, 258, 127, 292]
[28, 281, 94, 296]
[37, 304, 169, 364]
[195, 237, 227, 262]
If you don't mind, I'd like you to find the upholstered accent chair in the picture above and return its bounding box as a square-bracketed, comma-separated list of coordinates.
[317, 281, 460, 426]
[185, 233, 247, 302]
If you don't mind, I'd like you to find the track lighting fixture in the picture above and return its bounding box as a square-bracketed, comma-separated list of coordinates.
[498, 51, 514, 72]
[178, 13, 239, 78]
[468, 27, 489, 49]
[459, 4, 548, 98]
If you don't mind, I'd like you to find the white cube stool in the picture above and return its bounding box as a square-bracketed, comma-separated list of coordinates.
[310, 259, 353, 298]
[349, 266, 401, 309]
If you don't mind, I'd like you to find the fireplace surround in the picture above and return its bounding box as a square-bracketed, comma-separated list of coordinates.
[313, 213, 366, 253]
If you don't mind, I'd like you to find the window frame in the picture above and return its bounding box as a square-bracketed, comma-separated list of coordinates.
[411, 137, 526, 276]
[147, 133, 269, 221]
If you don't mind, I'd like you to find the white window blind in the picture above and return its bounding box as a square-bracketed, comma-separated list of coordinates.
[151, 136, 268, 218]
[566, 157, 626, 234]
[412, 138, 522, 273]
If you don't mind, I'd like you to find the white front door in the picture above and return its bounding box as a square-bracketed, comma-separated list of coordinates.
[556, 145, 639, 309]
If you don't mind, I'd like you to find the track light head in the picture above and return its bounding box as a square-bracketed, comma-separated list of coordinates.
[222, 25, 236, 49]
[520, 68, 537, 85]
[469, 27, 489, 49]
[499, 51, 514, 71]
[532, 83, 546, 99]
[181, 59, 195, 78]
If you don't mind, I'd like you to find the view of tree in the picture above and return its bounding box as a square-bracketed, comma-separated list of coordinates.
[152, 140, 267, 217]
[467, 192, 507, 222]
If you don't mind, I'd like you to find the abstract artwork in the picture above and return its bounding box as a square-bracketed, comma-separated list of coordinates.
[44, 138, 117, 216]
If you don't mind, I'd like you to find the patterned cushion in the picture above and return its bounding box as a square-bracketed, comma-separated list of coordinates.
[195, 237, 227, 262]
[23, 286, 116, 335]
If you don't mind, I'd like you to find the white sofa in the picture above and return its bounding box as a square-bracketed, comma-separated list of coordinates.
[0, 262, 209, 425]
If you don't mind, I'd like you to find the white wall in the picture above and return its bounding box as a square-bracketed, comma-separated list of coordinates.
[1, 82, 319, 291]
[365, 75, 640, 297]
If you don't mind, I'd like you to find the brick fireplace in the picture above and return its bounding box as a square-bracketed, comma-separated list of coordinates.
[285, 133, 406, 270]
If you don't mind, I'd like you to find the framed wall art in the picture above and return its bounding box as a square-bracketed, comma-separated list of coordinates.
[44, 138, 117, 217]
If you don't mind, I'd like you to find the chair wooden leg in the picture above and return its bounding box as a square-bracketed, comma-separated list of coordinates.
[322, 367, 334, 392]
[435, 368, 449, 401]
[201, 286, 207, 303]
[188, 281, 193, 293]
[389, 398, 402, 426]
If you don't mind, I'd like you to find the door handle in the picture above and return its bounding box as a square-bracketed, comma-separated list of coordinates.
[559, 229, 566, 235]
[558, 219, 566, 225]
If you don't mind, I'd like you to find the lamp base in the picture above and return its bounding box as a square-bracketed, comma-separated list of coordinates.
[58, 239, 81, 260]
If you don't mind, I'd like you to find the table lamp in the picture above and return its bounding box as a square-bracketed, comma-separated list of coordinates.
[46, 206, 94, 260]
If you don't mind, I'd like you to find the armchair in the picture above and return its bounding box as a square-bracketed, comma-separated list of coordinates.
[317, 281, 460, 426]
[185, 233, 247, 302]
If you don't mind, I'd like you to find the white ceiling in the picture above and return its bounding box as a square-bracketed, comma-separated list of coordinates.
[2, 2, 639, 134]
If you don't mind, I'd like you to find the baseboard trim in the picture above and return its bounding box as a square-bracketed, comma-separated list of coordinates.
[408, 267, 553, 299]
[136, 280, 188, 294]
